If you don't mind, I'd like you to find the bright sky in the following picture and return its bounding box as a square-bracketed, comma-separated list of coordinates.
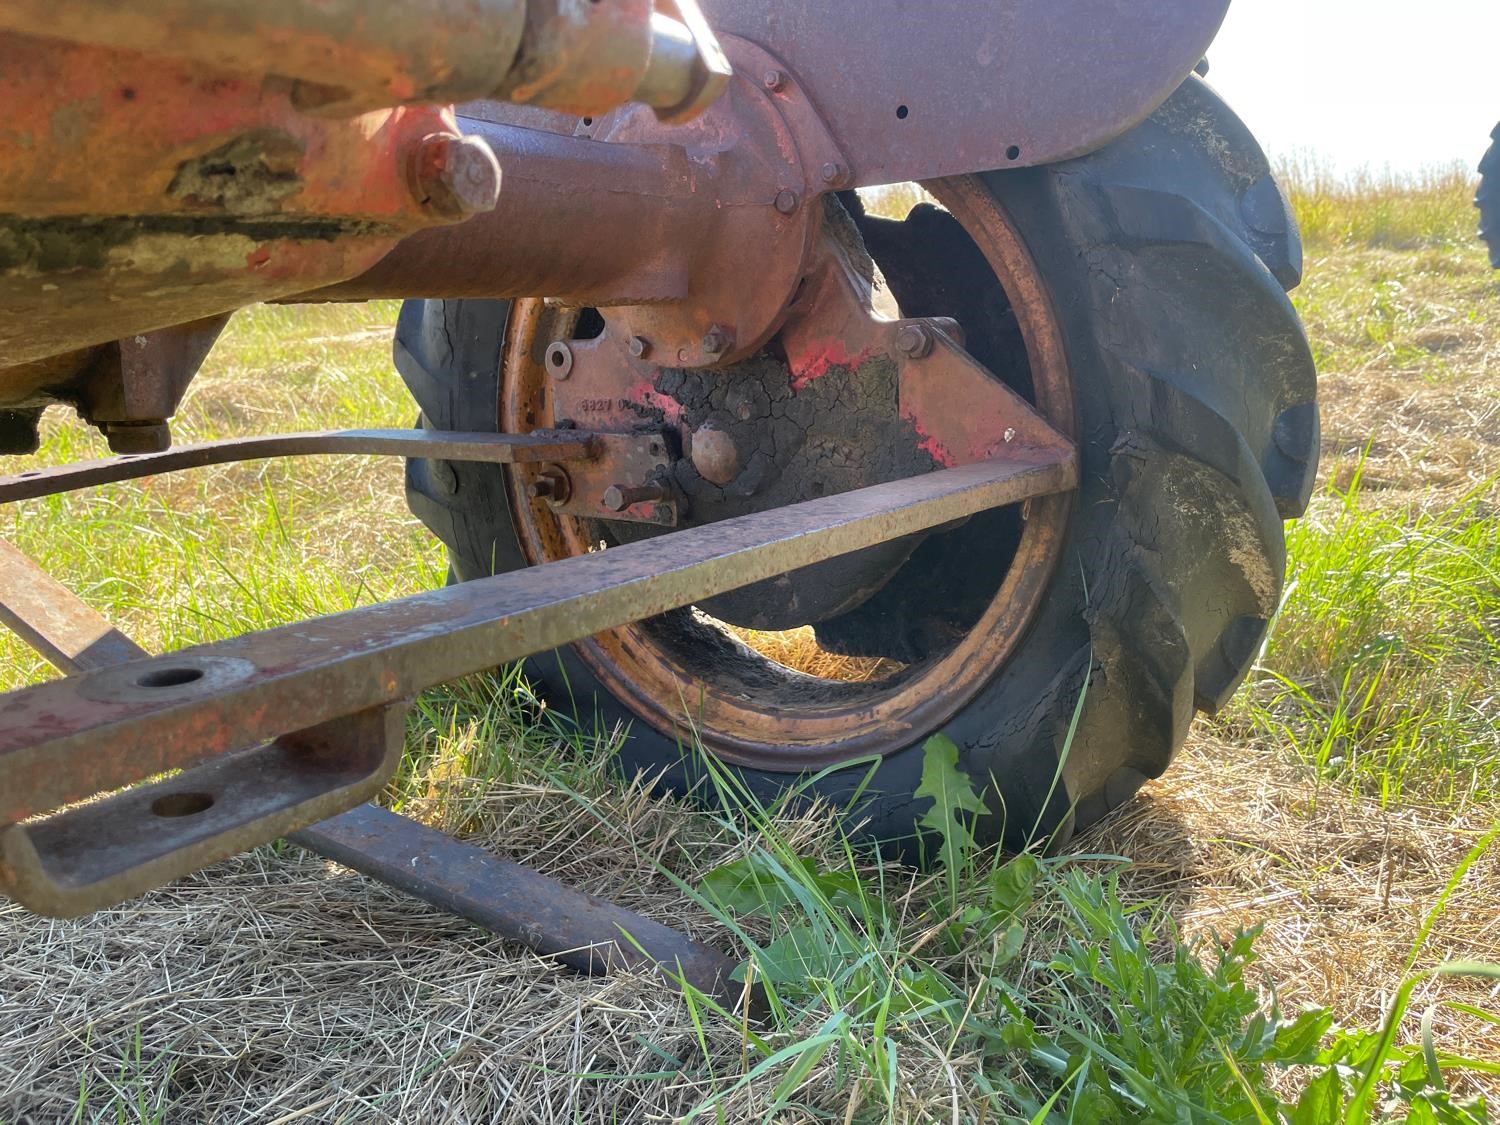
[1204, 0, 1499, 177]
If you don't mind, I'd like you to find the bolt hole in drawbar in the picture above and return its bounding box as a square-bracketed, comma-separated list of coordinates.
[136, 666, 205, 689]
[151, 792, 215, 818]
[896, 104, 909, 120]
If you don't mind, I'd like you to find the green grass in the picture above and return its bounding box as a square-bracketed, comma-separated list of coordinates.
[1287, 242, 1495, 385]
[0, 302, 442, 688]
[1208, 171, 1500, 811]
[628, 740, 1499, 1121]
[1280, 161, 1483, 252]
[1224, 462, 1500, 807]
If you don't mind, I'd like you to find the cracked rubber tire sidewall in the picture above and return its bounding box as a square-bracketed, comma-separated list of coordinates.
[396, 78, 1319, 852]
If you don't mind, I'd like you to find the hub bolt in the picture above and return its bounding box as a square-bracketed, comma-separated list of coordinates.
[701, 326, 731, 359]
[602, 482, 669, 512]
[774, 189, 800, 215]
[527, 465, 572, 505]
[895, 322, 934, 359]
[410, 133, 501, 219]
[545, 341, 574, 379]
[628, 335, 652, 360]
[101, 420, 172, 455]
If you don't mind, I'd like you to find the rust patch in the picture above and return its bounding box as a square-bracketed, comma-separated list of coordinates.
[166, 130, 305, 215]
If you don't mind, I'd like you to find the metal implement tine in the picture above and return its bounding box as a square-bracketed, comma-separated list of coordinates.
[0, 452, 1076, 823]
[288, 807, 755, 1011]
[0, 539, 145, 673]
[0, 429, 596, 505]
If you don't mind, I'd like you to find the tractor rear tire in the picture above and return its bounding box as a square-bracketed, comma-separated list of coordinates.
[1480, 122, 1500, 268]
[395, 78, 1319, 850]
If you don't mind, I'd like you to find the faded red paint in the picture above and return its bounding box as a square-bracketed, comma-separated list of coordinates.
[0, 36, 458, 224]
[902, 409, 957, 468]
[789, 341, 874, 393]
[626, 380, 684, 425]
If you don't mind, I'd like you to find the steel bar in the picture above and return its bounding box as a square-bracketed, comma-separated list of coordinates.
[0, 540, 408, 918]
[306, 64, 831, 370]
[288, 806, 751, 1009]
[0, 452, 1076, 824]
[0, 429, 595, 505]
[0, 0, 724, 119]
[3, 704, 406, 918]
[305, 119, 698, 304]
[0, 539, 142, 673]
[0, 0, 529, 115]
[0, 542, 748, 1002]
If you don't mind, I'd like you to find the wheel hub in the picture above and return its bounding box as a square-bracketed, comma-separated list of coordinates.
[615, 345, 948, 629]
[501, 177, 1079, 769]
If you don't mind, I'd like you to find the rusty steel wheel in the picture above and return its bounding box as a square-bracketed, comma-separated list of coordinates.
[398, 79, 1319, 850]
[495, 174, 1074, 775]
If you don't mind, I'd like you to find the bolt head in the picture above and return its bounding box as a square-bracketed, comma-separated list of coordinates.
[527, 465, 571, 505]
[412, 133, 501, 219]
[774, 188, 800, 215]
[762, 69, 786, 92]
[820, 161, 849, 186]
[701, 327, 730, 358]
[895, 322, 934, 359]
[602, 485, 629, 512]
[628, 335, 651, 360]
[103, 421, 171, 455]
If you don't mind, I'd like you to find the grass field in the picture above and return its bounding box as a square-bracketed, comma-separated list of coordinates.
[0, 171, 1496, 1122]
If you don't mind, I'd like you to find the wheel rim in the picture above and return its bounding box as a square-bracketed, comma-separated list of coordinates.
[501, 175, 1077, 770]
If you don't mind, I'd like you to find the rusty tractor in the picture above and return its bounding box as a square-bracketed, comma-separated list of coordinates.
[0, 1, 1318, 999]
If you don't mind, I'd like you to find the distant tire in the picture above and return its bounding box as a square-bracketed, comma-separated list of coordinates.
[1480, 122, 1500, 268]
[395, 78, 1319, 850]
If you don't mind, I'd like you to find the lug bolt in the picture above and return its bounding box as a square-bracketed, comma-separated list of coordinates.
[527, 465, 572, 504]
[701, 326, 731, 359]
[545, 341, 574, 379]
[602, 482, 669, 512]
[774, 188, 800, 215]
[762, 69, 786, 92]
[410, 132, 501, 219]
[895, 322, 934, 359]
[820, 161, 849, 186]
[628, 335, 652, 360]
[102, 420, 172, 455]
